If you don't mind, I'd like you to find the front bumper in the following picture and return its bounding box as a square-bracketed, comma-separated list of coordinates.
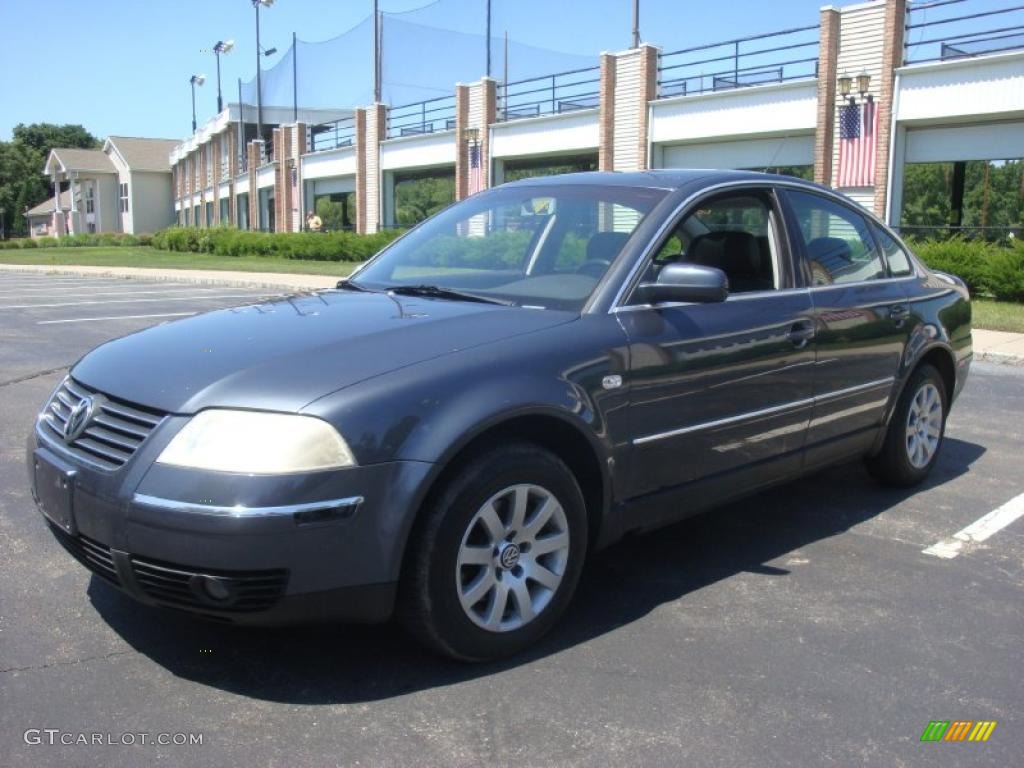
[28, 425, 433, 625]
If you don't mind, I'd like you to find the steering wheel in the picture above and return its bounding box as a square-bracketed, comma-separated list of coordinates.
[576, 259, 612, 278]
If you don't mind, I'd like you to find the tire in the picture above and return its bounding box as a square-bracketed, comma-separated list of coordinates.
[866, 364, 948, 487]
[398, 442, 588, 662]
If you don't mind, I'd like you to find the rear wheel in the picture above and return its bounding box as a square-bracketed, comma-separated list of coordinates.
[866, 364, 947, 487]
[399, 442, 587, 661]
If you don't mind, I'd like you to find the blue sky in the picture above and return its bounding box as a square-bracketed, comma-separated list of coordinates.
[0, 0, 825, 142]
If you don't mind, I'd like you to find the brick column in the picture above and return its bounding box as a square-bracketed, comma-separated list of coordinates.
[273, 127, 286, 232]
[874, 0, 907, 217]
[813, 7, 841, 186]
[455, 78, 497, 201]
[212, 138, 222, 226]
[247, 140, 261, 230]
[598, 53, 615, 171]
[608, 44, 659, 172]
[454, 84, 470, 200]
[830, 1, 891, 211]
[354, 109, 368, 234]
[225, 129, 236, 226]
[199, 147, 208, 227]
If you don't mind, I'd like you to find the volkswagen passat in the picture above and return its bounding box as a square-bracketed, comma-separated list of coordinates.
[28, 171, 972, 660]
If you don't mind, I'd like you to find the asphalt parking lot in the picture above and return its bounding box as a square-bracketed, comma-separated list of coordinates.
[1, 271, 1021, 767]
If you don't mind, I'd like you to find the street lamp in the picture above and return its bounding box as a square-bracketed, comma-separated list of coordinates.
[212, 39, 234, 113]
[190, 74, 206, 132]
[0, 207, 5, 240]
[252, 0, 275, 145]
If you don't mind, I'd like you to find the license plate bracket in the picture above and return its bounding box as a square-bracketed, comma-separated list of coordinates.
[34, 449, 77, 535]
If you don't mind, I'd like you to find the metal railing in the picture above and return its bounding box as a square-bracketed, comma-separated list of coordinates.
[904, 0, 1024, 64]
[386, 95, 457, 139]
[310, 116, 356, 152]
[239, 153, 249, 175]
[657, 25, 819, 99]
[894, 223, 1022, 241]
[220, 157, 230, 182]
[497, 65, 601, 122]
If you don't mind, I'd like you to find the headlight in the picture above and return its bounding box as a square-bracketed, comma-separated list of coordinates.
[156, 410, 356, 474]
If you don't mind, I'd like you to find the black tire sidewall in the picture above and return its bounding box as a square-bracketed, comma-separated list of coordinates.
[417, 444, 587, 661]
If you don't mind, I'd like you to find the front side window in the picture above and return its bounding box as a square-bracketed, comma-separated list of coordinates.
[119, 182, 129, 213]
[640, 192, 780, 294]
[355, 184, 667, 311]
[786, 189, 884, 286]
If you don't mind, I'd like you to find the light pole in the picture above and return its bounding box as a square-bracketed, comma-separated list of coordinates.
[190, 74, 206, 132]
[0, 207, 5, 240]
[213, 39, 234, 113]
[252, 0, 275, 143]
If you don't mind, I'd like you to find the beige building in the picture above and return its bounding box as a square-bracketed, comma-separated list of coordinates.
[41, 136, 179, 237]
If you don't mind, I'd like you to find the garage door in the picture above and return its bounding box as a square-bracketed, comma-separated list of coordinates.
[905, 121, 1024, 163]
[661, 134, 814, 170]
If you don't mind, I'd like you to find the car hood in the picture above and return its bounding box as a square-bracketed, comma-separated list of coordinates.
[71, 290, 576, 413]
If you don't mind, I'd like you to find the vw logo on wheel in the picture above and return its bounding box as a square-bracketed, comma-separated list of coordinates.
[63, 395, 95, 442]
[498, 542, 520, 570]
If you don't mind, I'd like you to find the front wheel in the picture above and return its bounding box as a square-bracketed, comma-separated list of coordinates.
[399, 442, 588, 661]
[866, 364, 947, 487]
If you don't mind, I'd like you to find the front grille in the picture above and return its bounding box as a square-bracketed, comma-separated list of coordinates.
[40, 377, 165, 471]
[49, 523, 121, 587]
[130, 555, 288, 613]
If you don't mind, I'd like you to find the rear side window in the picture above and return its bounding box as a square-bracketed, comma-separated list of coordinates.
[786, 190, 885, 286]
[871, 223, 915, 277]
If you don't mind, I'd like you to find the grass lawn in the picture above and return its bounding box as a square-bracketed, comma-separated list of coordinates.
[972, 299, 1024, 334]
[0, 246, 358, 277]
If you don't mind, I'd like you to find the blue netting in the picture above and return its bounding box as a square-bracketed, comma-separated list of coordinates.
[239, 0, 595, 113]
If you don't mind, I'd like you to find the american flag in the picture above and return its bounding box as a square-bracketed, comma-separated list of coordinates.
[468, 142, 482, 196]
[837, 100, 877, 188]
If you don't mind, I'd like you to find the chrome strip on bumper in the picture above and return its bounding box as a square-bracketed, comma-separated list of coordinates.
[132, 493, 364, 520]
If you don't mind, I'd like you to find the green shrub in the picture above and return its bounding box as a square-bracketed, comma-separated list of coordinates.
[148, 226, 404, 262]
[35, 236, 58, 248]
[912, 237, 996, 296]
[985, 240, 1024, 302]
[19, 238, 39, 248]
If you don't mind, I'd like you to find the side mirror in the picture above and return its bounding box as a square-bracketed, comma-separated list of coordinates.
[634, 263, 729, 305]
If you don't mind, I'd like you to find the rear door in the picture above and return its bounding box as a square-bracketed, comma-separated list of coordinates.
[778, 188, 911, 467]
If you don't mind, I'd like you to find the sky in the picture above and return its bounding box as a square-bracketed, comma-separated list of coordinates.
[0, 0, 825, 143]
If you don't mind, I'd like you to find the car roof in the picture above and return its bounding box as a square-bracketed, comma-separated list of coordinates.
[501, 169, 820, 192]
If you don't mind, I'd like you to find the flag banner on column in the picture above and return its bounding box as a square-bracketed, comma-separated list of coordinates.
[837, 100, 877, 188]
[468, 143, 482, 196]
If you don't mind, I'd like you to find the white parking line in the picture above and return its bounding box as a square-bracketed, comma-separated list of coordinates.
[0, 294, 274, 309]
[923, 492, 1024, 559]
[0, 287, 240, 299]
[38, 312, 198, 325]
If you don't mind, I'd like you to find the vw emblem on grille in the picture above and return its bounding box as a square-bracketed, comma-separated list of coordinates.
[63, 395, 95, 442]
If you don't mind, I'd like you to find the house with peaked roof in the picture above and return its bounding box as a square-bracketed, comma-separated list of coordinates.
[40, 136, 180, 237]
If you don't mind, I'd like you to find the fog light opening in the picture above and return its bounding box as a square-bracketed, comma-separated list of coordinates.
[194, 575, 233, 603]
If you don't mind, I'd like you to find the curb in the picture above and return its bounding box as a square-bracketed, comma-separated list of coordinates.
[0, 264, 338, 292]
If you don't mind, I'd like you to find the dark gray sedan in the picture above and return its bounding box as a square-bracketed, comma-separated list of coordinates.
[28, 171, 972, 660]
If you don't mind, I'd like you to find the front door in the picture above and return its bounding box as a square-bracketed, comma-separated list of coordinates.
[779, 188, 910, 467]
[617, 188, 816, 515]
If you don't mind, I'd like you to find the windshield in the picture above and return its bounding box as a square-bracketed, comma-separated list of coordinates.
[353, 184, 668, 311]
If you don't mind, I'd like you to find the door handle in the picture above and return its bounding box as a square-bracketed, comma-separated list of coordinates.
[788, 320, 815, 347]
[889, 304, 910, 323]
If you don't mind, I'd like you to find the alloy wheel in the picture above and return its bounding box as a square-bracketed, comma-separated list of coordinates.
[905, 382, 943, 469]
[456, 483, 570, 632]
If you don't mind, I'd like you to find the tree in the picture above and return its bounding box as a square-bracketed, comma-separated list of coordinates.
[0, 123, 99, 236]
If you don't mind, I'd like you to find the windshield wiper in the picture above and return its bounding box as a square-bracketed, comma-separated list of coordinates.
[335, 279, 375, 292]
[387, 284, 514, 306]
